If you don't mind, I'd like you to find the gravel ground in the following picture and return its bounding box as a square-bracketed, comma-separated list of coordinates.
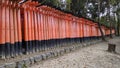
[30, 38, 120, 68]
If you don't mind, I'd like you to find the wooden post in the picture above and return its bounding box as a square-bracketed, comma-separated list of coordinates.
[108, 43, 116, 52]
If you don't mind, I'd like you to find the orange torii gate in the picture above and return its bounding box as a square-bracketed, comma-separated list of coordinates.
[0, 0, 22, 58]
[0, 0, 115, 59]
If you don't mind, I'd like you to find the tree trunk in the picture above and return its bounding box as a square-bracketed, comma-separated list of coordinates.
[115, 6, 120, 36]
[110, 22, 113, 38]
[117, 15, 120, 36]
[108, 0, 113, 38]
[98, 22, 106, 41]
[98, 0, 106, 41]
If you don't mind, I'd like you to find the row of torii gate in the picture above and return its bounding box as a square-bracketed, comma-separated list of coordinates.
[0, 0, 114, 59]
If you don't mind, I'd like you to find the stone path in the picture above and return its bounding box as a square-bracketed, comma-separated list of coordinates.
[30, 37, 120, 68]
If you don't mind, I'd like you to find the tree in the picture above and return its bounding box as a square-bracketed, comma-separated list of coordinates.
[108, 0, 120, 36]
[70, 0, 87, 16]
[114, 0, 120, 36]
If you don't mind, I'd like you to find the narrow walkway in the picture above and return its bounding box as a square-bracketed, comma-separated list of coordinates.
[30, 37, 120, 68]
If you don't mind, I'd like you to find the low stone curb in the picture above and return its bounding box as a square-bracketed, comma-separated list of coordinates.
[1, 40, 102, 68]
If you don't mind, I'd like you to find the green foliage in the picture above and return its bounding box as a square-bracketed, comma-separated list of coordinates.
[71, 0, 87, 16]
[100, 16, 110, 27]
[38, 0, 61, 8]
[66, 0, 71, 11]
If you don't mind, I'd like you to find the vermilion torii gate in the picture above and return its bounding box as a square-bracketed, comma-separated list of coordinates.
[0, 0, 115, 59]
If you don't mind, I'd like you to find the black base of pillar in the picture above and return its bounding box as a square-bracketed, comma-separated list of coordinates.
[18, 42, 23, 55]
[28, 41, 32, 53]
[32, 40, 36, 53]
[5, 43, 11, 58]
[14, 42, 19, 56]
[10, 44, 15, 57]
[22, 41, 29, 54]
[0, 44, 5, 59]
[41, 40, 45, 51]
[38, 41, 41, 51]
[34, 40, 39, 52]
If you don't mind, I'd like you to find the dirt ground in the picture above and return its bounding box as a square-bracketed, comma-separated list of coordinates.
[30, 37, 120, 68]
